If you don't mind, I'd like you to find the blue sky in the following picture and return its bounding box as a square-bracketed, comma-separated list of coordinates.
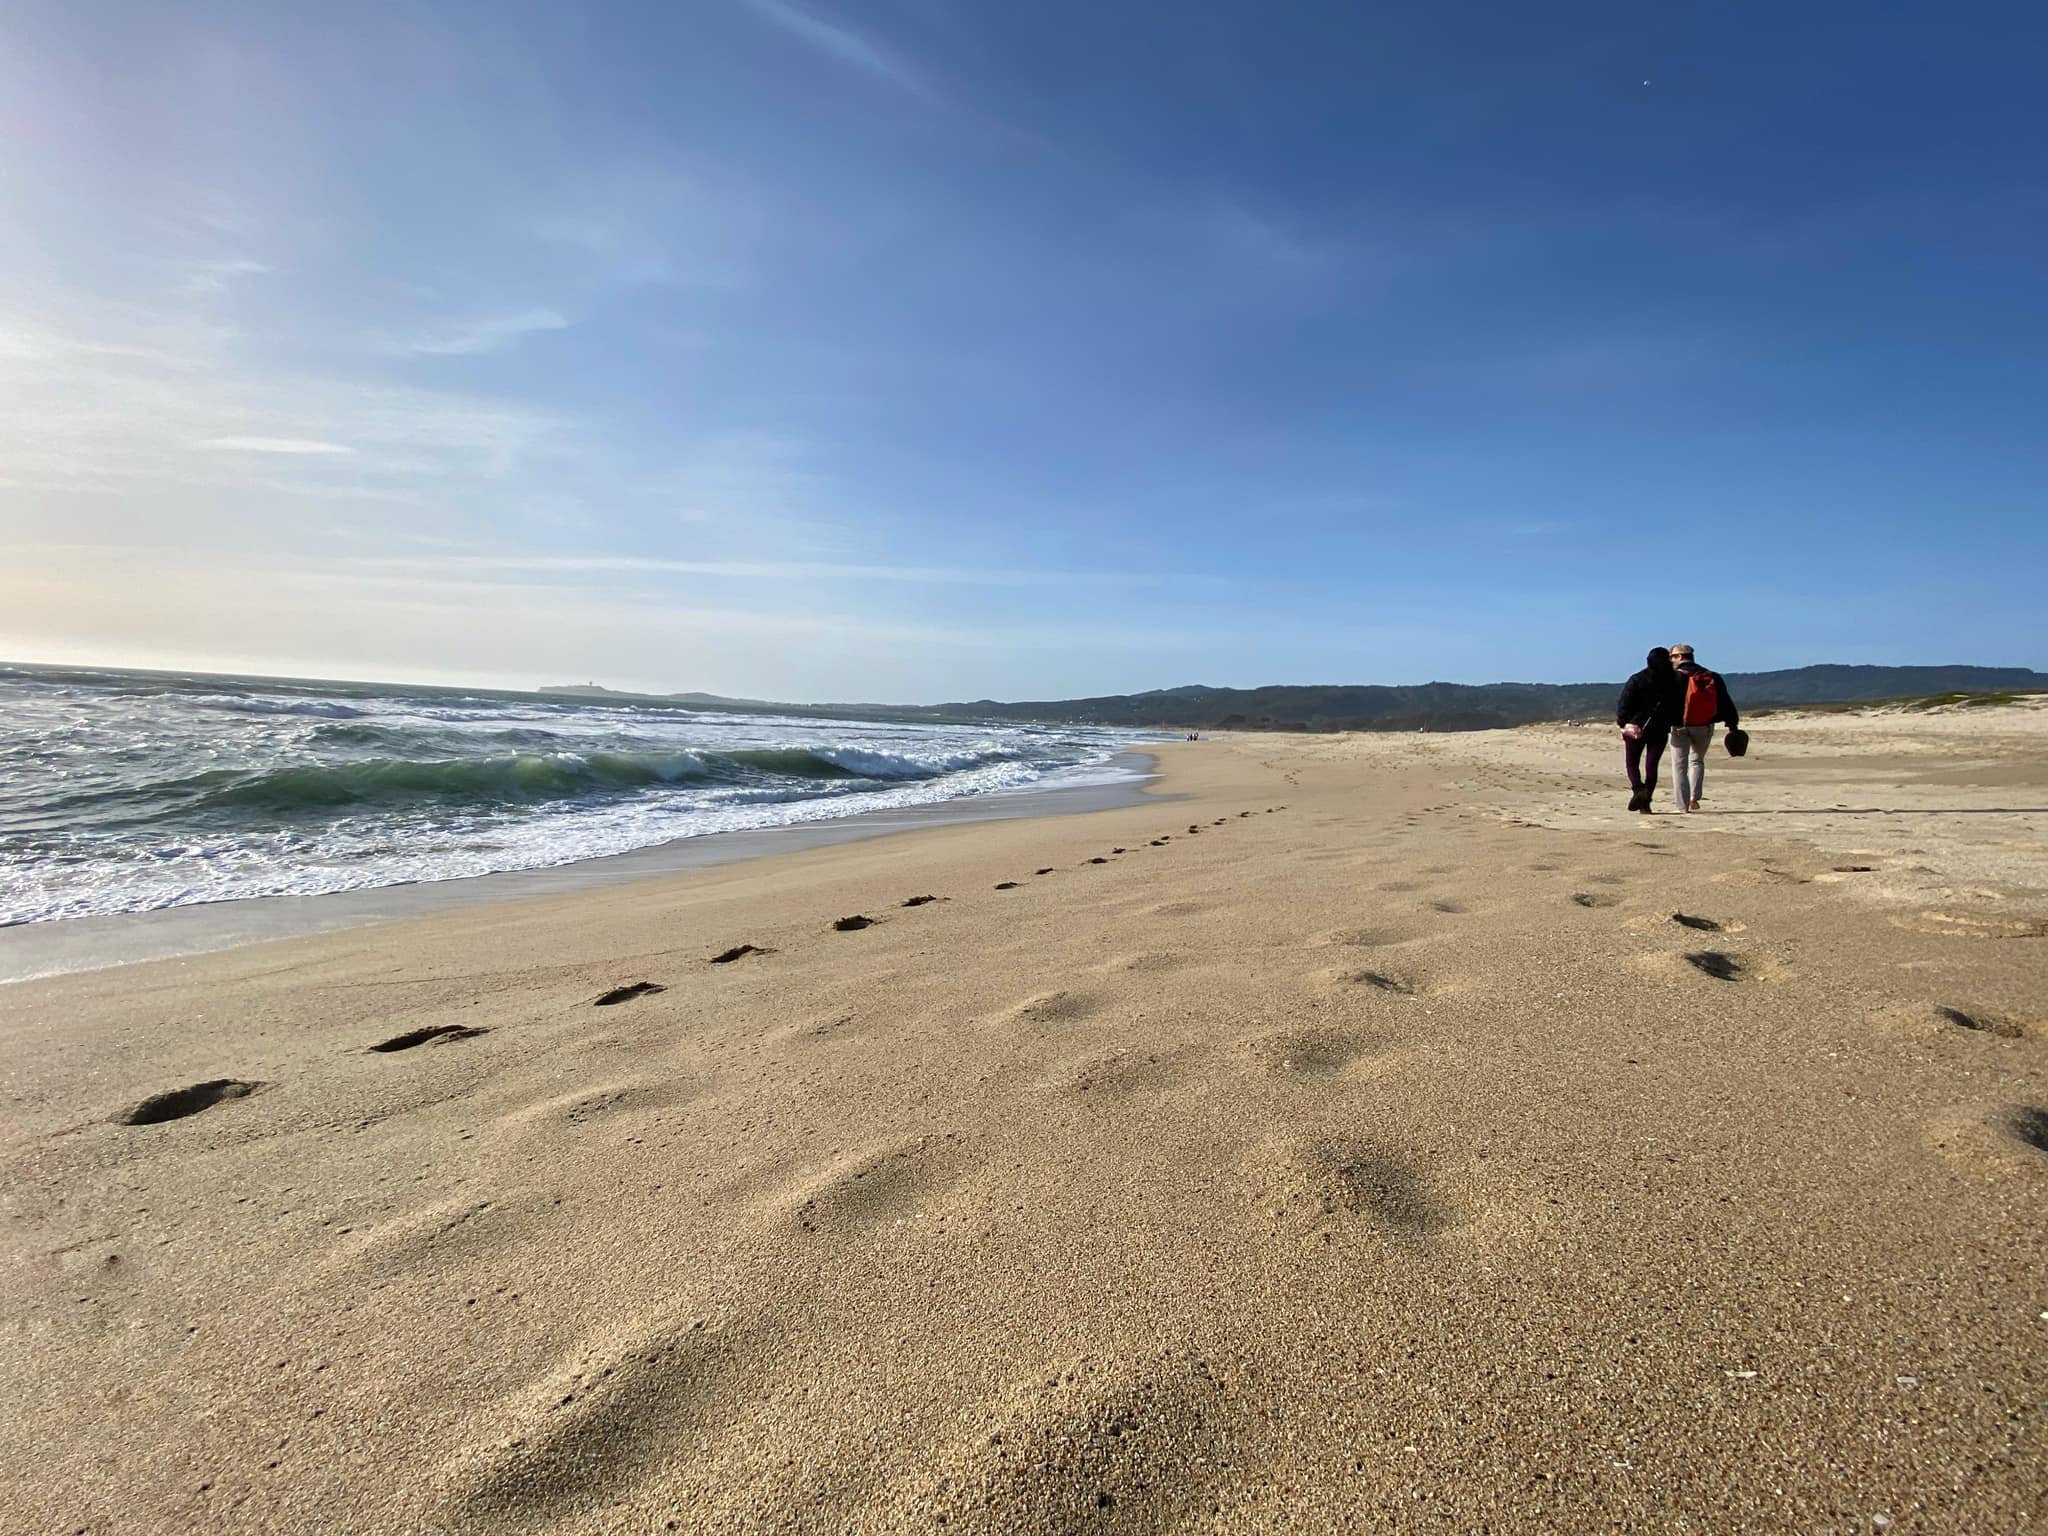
[2, 0, 2042, 700]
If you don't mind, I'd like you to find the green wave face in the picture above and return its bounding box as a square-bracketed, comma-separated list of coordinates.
[181, 746, 953, 816]
[192, 752, 712, 812]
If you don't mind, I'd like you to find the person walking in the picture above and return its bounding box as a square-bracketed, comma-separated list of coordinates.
[1665, 643, 1739, 813]
[1615, 647, 1676, 812]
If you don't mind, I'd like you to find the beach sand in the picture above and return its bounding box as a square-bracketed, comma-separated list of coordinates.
[4, 705, 2044, 1533]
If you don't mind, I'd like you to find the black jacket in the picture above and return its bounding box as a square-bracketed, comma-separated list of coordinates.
[1670, 662, 1740, 728]
[1617, 667, 1675, 730]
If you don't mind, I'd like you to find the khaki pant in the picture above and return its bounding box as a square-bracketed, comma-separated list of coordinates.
[1669, 724, 1714, 806]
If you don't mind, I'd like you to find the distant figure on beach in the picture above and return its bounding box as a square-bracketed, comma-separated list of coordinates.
[1615, 647, 1676, 812]
[1665, 643, 1739, 813]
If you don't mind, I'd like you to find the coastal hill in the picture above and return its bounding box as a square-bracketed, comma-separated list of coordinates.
[545, 664, 2048, 733]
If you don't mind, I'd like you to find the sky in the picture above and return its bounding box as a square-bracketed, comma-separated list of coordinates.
[1, 0, 2043, 702]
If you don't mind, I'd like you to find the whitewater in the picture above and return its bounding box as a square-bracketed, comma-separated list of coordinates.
[0, 665, 1142, 925]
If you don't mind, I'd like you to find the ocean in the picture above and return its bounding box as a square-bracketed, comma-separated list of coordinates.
[0, 664, 1142, 927]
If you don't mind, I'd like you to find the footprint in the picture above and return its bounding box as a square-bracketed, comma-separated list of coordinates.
[709, 944, 771, 963]
[784, 1136, 960, 1235]
[1000, 990, 1100, 1026]
[594, 981, 665, 1006]
[1149, 839, 1167, 846]
[1333, 969, 1416, 996]
[1428, 899, 1468, 915]
[896, 1353, 1238, 1533]
[1671, 913, 1721, 931]
[1243, 1028, 1380, 1079]
[994, 882, 1021, 891]
[1570, 893, 1617, 909]
[1087, 857, 1109, 865]
[117, 1079, 264, 1126]
[1934, 1006, 2028, 1040]
[1034, 867, 1056, 876]
[1089, 951, 1189, 975]
[832, 914, 876, 930]
[1890, 911, 2048, 941]
[449, 1319, 744, 1527]
[1186, 826, 1201, 835]
[2008, 1108, 2048, 1154]
[900, 896, 943, 908]
[1252, 1137, 1455, 1240]
[369, 1025, 489, 1053]
[1040, 1047, 1181, 1098]
[1684, 951, 1743, 981]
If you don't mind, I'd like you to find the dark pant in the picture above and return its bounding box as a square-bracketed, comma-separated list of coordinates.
[1625, 728, 1667, 793]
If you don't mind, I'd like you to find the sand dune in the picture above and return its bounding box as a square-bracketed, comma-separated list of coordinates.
[3, 706, 2044, 1532]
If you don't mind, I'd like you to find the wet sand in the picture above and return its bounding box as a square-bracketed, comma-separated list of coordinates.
[0, 761, 1162, 986]
[3, 706, 2044, 1533]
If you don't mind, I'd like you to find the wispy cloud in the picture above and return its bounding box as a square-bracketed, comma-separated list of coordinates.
[395, 308, 572, 357]
[353, 552, 1182, 589]
[742, 0, 936, 100]
[182, 258, 271, 296]
[198, 435, 356, 455]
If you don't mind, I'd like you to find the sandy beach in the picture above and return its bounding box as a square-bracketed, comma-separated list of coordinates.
[4, 704, 2044, 1533]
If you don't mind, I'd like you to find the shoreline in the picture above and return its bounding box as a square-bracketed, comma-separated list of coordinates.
[0, 751, 1163, 985]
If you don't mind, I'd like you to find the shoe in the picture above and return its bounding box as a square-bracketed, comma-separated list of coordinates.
[1626, 786, 1648, 812]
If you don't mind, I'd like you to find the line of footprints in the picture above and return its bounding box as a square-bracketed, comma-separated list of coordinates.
[108, 808, 1289, 1128]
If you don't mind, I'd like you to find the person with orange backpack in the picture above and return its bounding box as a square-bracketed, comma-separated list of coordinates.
[1665, 643, 1739, 813]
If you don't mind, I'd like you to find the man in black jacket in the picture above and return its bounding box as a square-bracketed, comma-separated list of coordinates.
[1615, 647, 1676, 812]
[1666, 643, 1740, 812]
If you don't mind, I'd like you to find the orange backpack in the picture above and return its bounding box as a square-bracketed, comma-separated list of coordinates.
[1681, 671, 1720, 727]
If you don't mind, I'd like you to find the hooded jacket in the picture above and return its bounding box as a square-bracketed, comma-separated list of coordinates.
[1617, 663, 1676, 731]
